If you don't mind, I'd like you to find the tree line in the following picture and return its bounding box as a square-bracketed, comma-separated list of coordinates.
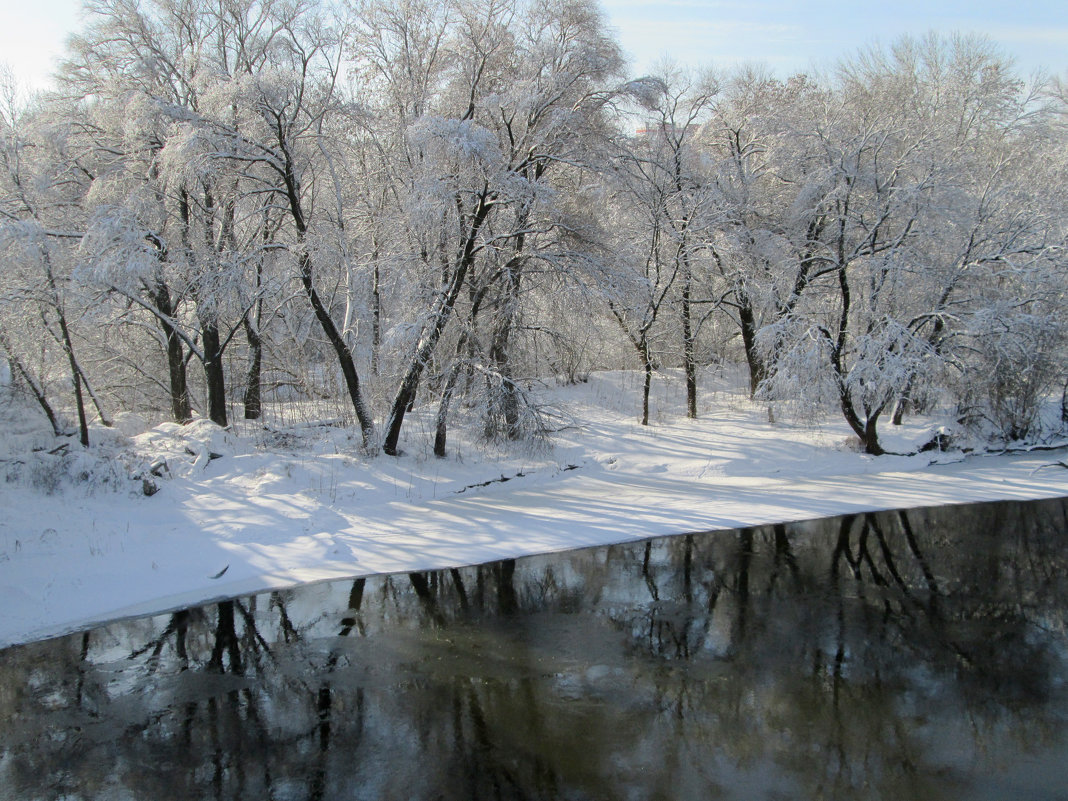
[1, 0, 1066, 456]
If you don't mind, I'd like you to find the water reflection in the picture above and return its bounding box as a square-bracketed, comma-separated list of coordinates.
[2, 497, 1068, 800]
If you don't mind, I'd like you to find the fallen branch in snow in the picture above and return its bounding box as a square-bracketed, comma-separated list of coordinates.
[456, 471, 529, 494]
[1031, 461, 1068, 476]
[454, 464, 581, 494]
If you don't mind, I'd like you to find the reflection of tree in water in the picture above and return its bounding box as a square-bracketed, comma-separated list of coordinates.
[1, 498, 1067, 800]
[610, 503, 1068, 800]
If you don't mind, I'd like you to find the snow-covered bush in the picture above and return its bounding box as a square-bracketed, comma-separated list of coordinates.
[955, 310, 1066, 443]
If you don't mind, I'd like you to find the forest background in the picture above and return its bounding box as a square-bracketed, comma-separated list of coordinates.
[2, 0, 1068, 462]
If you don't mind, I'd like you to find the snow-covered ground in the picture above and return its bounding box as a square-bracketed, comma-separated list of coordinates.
[2, 368, 1068, 649]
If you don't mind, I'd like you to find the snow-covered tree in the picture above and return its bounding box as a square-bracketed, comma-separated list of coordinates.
[61, 0, 276, 427]
[699, 68, 831, 399]
[1, 5, 1062, 461]
[0, 75, 100, 445]
[750, 35, 1065, 453]
[348, 0, 624, 455]
[590, 69, 719, 425]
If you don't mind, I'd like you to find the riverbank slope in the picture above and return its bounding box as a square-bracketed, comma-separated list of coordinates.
[3, 368, 1067, 648]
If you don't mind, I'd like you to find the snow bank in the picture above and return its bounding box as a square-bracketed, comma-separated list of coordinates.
[2, 369, 1067, 648]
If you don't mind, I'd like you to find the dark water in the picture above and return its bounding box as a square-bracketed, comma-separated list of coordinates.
[3, 497, 1068, 801]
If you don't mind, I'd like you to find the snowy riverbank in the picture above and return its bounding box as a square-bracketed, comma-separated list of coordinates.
[3, 368, 1068, 648]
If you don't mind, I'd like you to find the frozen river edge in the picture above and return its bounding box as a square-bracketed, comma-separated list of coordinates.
[4, 443, 1068, 650]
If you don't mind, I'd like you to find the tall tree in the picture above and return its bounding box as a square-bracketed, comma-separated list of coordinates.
[754, 35, 1064, 452]
[0, 76, 97, 445]
[604, 69, 718, 423]
[350, 0, 623, 455]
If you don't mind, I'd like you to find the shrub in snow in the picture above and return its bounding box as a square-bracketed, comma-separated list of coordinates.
[2, 445, 129, 496]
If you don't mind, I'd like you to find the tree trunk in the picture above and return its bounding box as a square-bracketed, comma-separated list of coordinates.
[144, 237, 191, 423]
[68, 359, 90, 448]
[201, 321, 228, 427]
[891, 397, 907, 426]
[681, 265, 698, 418]
[39, 252, 89, 447]
[298, 251, 375, 446]
[242, 314, 263, 421]
[488, 255, 522, 439]
[0, 337, 62, 436]
[641, 349, 653, 426]
[71, 357, 111, 427]
[280, 147, 375, 448]
[861, 414, 885, 456]
[891, 375, 915, 426]
[383, 307, 454, 456]
[838, 388, 886, 455]
[242, 320, 262, 422]
[57, 317, 90, 448]
[738, 298, 765, 398]
[434, 326, 474, 458]
[243, 249, 266, 421]
[1060, 376, 1067, 426]
[672, 139, 698, 419]
[831, 254, 884, 455]
[383, 191, 492, 456]
[433, 363, 461, 458]
[163, 317, 193, 424]
[371, 260, 382, 377]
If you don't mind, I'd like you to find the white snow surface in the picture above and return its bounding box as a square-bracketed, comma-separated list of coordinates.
[2, 368, 1068, 649]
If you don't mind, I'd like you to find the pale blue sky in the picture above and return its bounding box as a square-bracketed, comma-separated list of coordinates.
[601, 0, 1067, 78]
[2, 0, 1065, 92]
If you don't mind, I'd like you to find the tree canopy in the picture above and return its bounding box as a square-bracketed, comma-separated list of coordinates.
[1, 4, 1065, 456]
